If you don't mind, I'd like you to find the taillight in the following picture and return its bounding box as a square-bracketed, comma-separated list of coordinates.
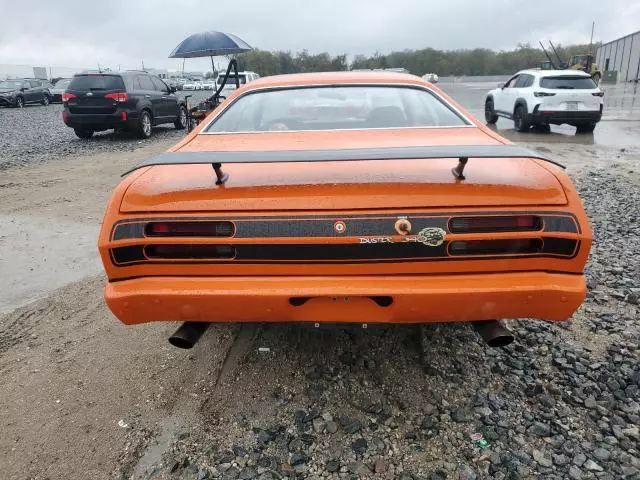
[449, 239, 542, 256]
[448, 216, 542, 233]
[145, 221, 235, 237]
[104, 92, 129, 102]
[144, 244, 235, 259]
[61, 92, 76, 102]
[534, 92, 556, 97]
[592, 92, 604, 97]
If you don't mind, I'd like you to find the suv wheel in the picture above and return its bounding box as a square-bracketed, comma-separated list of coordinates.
[484, 98, 498, 124]
[513, 105, 530, 132]
[74, 128, 94, 139]
[576, 123, 596, 134]
[15, 96, 24, 108]
[41, 95, 50, 106]
[174, 105, 187, 130]
[137, 110, 153, 139]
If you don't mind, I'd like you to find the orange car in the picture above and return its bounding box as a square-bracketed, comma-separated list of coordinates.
[98, 72, 592, 348]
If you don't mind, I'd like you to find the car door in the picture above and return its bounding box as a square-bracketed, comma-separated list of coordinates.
[136, 75, 162, 121]
[151, 76, 177, 120]
[22, 81, 37, 103]
[494, 75, 519, 114]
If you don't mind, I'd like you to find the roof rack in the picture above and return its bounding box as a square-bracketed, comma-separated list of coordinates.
[122, 144, 565, 185]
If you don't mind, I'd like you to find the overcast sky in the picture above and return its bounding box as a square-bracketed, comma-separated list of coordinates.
[1, 0, 638, 72]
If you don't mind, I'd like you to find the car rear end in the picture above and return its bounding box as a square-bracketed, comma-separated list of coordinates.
[98, 144, 591, 328]
[530, 73, 603, 126]
[62, 74, 136, 132]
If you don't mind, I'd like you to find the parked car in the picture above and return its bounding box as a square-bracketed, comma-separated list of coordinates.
[0, 78, 51, 107]
[49, 78, 72, 103]
[422, 73, 439, 83]
[98, 71, 592, 350]
[485, 69, 604, 133]
[62, 71, 188, 139]
[182, 80, 197, 91]
[217, 71, 259, 97]
[201, 79, 216, 90]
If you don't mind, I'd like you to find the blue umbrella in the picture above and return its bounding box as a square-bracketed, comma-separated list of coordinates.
[169, 31, 252, 58]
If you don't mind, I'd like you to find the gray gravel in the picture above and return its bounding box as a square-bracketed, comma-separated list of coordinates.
[0, 92, 210, 169]
[124, 166, 639, 479]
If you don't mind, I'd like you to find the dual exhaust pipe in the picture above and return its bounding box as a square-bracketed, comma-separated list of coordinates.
[168, 319, 513, 349]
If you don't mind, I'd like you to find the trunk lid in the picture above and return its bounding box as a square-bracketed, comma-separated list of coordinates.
[120, 128, 567, 213]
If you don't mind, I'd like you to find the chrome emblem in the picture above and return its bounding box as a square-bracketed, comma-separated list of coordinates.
[416, 227, 447, 246]
[333, 221, 346, 234]
[86, 92, 93, 96]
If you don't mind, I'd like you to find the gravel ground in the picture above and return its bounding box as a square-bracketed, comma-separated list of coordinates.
[0, 92, 210, 169]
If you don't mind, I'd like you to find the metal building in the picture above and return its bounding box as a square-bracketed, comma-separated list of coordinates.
[595, 29, 640, 82]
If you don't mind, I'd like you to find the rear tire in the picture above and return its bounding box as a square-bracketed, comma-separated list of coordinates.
[513, 105, 530, 132]
[576, 123, 596, 134]
[41, 95, 50, 106]
[74, 128, 94, 139]
[137, 110, 153, 139]
[174, 105, 187, 130]
[485, 98, 498, 124]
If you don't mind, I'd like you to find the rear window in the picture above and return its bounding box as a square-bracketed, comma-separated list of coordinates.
[204, 85, 468, 133]
[540, 76, 596, 89]
[218, 75, 247, 85]
[68, 75, 125, 91]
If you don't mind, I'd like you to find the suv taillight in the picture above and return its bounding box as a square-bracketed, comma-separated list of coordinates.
[62, 92, 76, 102]
[534, 92, 556, 97]
[104, 92, 129, 102]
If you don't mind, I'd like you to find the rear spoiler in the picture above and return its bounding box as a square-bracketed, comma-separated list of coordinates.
[122, 145, 565, 184]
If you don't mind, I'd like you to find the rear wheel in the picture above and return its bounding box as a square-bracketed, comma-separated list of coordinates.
[41, 95, 50, 106]
[15, 96, 24, 108]
[513, 105, 530, 132]
[484, 98, 498, 124]
[137, 110, 153, 139]
[174, 105, 187, 130]
[576, 123, 596, 134]
[74, 128, 94, 139]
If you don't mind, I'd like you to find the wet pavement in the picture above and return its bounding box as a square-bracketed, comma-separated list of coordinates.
[439, 80, 640, 148]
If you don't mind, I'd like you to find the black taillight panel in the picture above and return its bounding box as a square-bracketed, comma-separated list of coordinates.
[144, 221, 235, 237]
[448, 215, 542, 233]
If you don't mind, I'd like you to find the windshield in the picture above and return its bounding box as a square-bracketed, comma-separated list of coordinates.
[0, 80, 23, 89]
[205, 85, 468, 133]
[540, 76, 596, 89]
[218, 75, 247, 85]
[68, 74, 125, 91]
[53, 79, 71, 89]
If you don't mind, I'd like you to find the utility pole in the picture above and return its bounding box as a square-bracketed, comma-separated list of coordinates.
[589, 21, 595, 53]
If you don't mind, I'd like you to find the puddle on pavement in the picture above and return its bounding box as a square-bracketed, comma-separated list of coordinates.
[0, 214, 101, 315]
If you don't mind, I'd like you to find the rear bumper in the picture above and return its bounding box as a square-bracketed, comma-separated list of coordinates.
[63, 109, 137, 129]
[105, 272, 586, 325]
[532, 108, 602, 125]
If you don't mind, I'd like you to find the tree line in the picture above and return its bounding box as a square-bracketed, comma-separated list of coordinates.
[237, 43, 599, 77]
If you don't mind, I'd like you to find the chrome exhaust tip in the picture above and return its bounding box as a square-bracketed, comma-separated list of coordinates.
[471, 320, 514, 348]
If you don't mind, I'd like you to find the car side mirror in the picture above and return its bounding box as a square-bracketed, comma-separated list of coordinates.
[498, 83, 505, 89]
[169, 86, 177, 93]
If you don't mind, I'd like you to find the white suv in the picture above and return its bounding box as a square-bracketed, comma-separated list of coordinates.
[485, 69, 604, 133]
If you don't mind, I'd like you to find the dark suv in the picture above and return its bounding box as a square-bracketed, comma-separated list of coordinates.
[0, 78, 51, 108]
[62, 71, 188, 139]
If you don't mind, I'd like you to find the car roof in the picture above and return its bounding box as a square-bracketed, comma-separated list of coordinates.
[243, 71, 423, 90]
[515, 69, 591, 78]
